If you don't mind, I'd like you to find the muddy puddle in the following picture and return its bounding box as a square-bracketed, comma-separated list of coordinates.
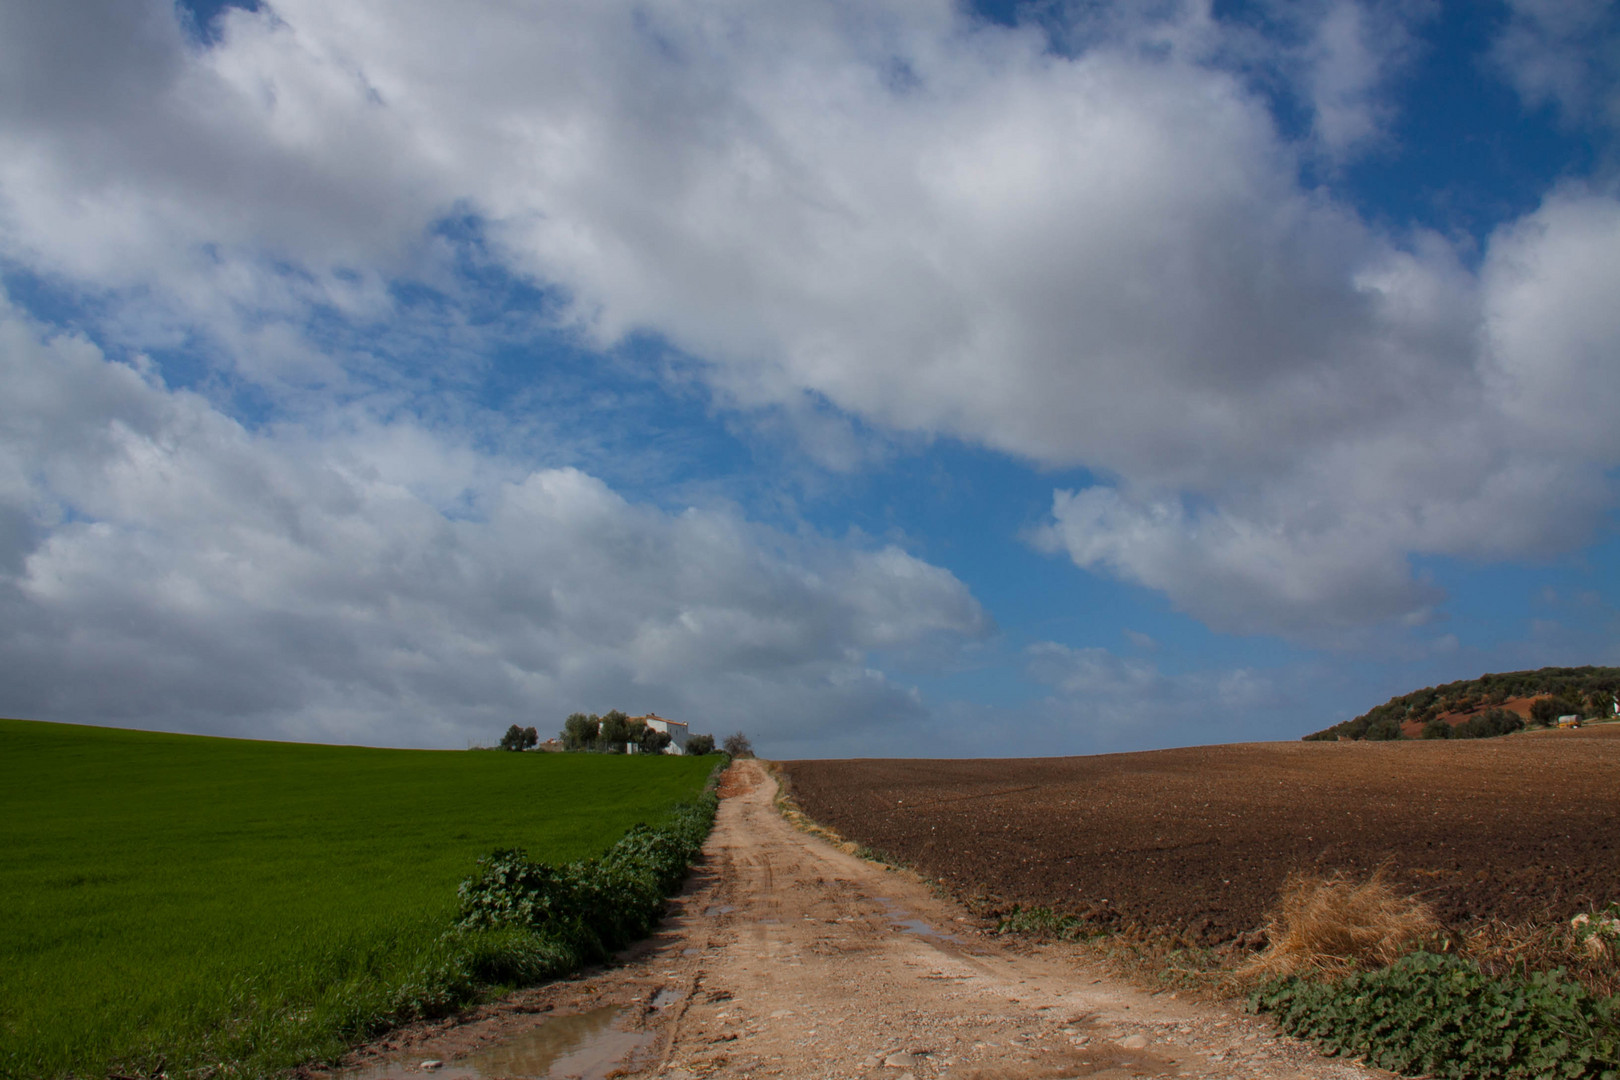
[872, 898, 960, 942]
[342, 1006, 652, 1080]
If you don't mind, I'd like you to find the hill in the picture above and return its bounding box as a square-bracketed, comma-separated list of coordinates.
[1304, 665, 1620, 741]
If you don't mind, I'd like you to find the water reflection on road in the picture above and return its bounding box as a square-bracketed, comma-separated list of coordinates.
[343, 1005, 651, 1080]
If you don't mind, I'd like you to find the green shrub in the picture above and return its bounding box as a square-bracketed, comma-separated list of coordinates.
[1252, 951, 1620, 1079]
[1363, 716, 1405, 740]
[1454, 708, 1525, 739]
[456, 793, 718, 963]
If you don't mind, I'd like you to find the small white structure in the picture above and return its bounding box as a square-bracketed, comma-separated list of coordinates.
[633, 713, 690, 754]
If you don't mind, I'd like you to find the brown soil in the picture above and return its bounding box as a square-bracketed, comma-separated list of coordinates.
[320, 761, 1382, 1080]
[781, 726, 1620, 945]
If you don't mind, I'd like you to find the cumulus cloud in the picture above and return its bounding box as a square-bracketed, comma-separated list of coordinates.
[1036, 189, 1620, 638]
[1, 0, 1618, 651]
[0, 301, 986, 751]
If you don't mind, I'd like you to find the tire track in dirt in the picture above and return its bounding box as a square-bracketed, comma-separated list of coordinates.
[328, 760, 1386, 1080]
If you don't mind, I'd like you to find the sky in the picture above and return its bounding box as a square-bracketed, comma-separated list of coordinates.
[1, 0, 1618, 758]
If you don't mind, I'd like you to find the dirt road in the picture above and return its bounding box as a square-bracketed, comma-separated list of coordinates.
[332, 761, 1383, 1080]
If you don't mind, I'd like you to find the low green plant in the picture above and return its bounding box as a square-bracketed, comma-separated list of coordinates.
[1252, 951, 1620, 1079]
[852, 844, 906, 869]
[996, 905, 1091, 940]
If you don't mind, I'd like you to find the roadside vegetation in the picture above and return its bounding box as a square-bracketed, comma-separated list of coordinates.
[1244, 876, 1620, 1079]
[0, 718, 719, 1080]
[456, 793, 718, 969]
[986, 876, 1620, 1078]
[1307, 665, 1620, 741]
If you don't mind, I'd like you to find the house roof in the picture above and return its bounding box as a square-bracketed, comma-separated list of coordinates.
[631, 713, 687, 728]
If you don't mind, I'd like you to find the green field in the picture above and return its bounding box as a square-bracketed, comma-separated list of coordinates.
[0, 719, 718, 1080]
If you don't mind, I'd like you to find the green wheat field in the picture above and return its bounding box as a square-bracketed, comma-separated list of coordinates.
[0, 718, 716, 1080]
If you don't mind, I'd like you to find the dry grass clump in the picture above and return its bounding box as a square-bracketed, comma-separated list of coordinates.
[1462, 916, 1620, 998]
[1240, 870, 1440, 982]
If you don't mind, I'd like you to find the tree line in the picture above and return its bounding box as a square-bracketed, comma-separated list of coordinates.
[494, 713, 751, 756]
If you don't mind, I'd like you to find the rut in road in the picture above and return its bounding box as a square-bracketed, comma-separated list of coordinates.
[334, 760, 1386, 1080]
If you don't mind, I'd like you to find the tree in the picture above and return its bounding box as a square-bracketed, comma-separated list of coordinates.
[685, 733, 715, 756]
[639, 726, 672, 754]
[1453, 708, 1523, 740]
[1362, 716, 1404, 741]
[599, 710, 631, 752]
[561, 712, 599, 751]
[722, 731, 754, 758]
[1530, 697, 1577, 726]
[499, 724, 526, 751]
[522, 726, 539, 750]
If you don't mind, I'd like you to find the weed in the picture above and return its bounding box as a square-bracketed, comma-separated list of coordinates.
[995, 905, 1091, 940]
[1239, 869, 1440, 982]
[1574, 904, 1620, 962]
[1462, 914, 1620, 1000]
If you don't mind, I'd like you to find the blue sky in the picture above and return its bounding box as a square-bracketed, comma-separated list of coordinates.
[1, 0, 1617, 756]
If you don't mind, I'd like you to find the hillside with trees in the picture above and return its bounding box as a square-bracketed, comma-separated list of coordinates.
[1305, 666, 1620, 741]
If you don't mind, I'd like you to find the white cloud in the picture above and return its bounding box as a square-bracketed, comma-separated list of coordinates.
[0, 0, 1617, 649]
[1491, 0, 1620, 129]
[1036, 187, 1620, 639]
[1282, 0, 1434, 160]
[0, 300, 986, 751]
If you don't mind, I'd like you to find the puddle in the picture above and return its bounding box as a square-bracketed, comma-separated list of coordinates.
[702, 905, 736, 917]
[651, 986, 686, 1009]
[872, 898, 959, 942]
[891, 917, 959, 940]
[342, 1006, 651, 1080]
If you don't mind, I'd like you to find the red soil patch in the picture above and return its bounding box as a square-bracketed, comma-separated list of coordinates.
[781, 726, 1620, 945]
[716, 762, 760, 799]
[1398, 695, 1546, 738]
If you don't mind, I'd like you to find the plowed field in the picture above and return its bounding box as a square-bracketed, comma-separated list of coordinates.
[781, 726, 1620, 944]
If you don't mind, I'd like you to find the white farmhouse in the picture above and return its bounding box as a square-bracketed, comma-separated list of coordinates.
[633, 713, 690, 754]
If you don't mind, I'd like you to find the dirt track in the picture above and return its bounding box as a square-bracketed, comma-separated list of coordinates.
[329, 761, 1380, 1080]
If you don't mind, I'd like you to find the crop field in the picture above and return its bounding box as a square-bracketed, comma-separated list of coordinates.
[0, 718, 716, 1080]
[782, 725, 1620, 944]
